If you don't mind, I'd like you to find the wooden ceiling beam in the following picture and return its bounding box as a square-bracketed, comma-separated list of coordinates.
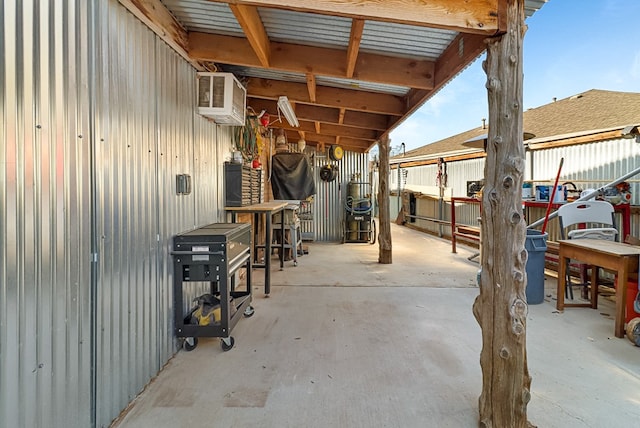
[206, 0, 501, 34]
[306, 73, 317, 102]
[189, 32, 435, 89]
[384, 33, 488, 137]
[274, 121, 379, 140]
[290, 132, 370, 153]
[229, 4, 271, 67]
[343, 110, 389, 131]
[346, 19, 364, 78]
[434, 33, 488, 88]
[339, 137, 374, 152]
[338, 108, 346, 125]
[247, 99, 390, 130]
[245, 78, 405, 115]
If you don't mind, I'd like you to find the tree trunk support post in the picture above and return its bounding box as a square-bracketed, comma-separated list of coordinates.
[472, 0, 533, 427]
[378, 136, 392, 264]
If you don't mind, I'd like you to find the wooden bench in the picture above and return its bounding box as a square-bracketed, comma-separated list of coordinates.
[452, 224, 480, 253]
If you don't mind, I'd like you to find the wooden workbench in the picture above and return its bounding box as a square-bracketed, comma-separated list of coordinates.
[557, 238, 640, 338]
[226, 201, 288, 295]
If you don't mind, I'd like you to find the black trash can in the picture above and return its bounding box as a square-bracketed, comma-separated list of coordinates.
[525, 229, 548, 304]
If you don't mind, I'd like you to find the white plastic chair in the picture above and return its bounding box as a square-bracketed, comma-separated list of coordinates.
[557, 200, 618, 300]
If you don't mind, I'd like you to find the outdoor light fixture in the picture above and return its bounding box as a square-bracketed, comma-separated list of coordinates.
[621, 125, 640, 143]
[277, 96, 299, 127]
[462, 131, 536, 151]
[621, 125, 639, 138]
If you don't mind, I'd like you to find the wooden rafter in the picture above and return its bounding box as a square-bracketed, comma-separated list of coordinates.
[276, 121, 379, 140]
[206, 0, 502, 34]
[229, 4, 271, 67]
[338, 108, 346, 125]
[246, 78, 405, 115]
[118, 0, 198, 68]
[346, 19, 364, 78]
[306, 73, 317, 102]
[189, 32, 435, 90]
[246, 99, 389, 130]
[384, 33, 488, 136]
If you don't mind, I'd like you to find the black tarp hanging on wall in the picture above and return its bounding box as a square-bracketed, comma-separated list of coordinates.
[270, 152, 316, 200]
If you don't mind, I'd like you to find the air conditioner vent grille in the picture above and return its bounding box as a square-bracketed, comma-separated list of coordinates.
[196, 72, 246, 126]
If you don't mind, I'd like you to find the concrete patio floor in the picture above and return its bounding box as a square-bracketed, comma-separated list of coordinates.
[112, 223, 640, 428]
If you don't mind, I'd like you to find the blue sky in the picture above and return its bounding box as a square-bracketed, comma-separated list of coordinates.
[389, 0, 640, 152]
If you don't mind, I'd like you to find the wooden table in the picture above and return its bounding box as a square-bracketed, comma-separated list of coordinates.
[226, 201, 288, 296]
[557, 238, 640, 337]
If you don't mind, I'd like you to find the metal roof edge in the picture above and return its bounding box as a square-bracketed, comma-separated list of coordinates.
[524, 125, 634, 146]
[390, 148, 483, 165]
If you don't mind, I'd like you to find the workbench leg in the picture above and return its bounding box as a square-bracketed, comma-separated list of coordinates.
[615, 258, 629, 338]
[279, 216, 285, 270]
[590, 264, 598, 309]
[557, 253, 566, 311]
[265, 213, 271, 296]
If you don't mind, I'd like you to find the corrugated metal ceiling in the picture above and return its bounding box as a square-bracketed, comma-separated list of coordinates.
[157, 0, 547, 152]
[162, 0, 243, 36]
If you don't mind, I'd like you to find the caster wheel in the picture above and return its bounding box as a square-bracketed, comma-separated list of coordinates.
[183, 337, 198, 351]
[369, 219, 377, 245]
[243, 306, 255, 317]
[221, 337, 235, 351]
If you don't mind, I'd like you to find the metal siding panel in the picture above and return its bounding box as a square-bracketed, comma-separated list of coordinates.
[194, 116, 221, 225]
[1, 1, 92, 427]
[394, 158, 485, 235]
[308, 150, 369, 241]
[448, 158, 485, 198]
[93, 3, 227, 425]
[96, 4, 202, 426]
[93, 2, 166, 425]
[532, 139, 640, 205]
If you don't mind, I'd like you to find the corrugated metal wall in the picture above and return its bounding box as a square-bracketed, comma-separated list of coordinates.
[92, 3, 229, 427]
[1, 1, 93, 427]
[93, 4, 160, 423]
[531, 139, 640, 206]
[531, 139, 640, 239]
[392, 159, 486, 198]
[2, 1, 232, 427]
[304, 150, 370, 241]
[396, 138, 640, 240]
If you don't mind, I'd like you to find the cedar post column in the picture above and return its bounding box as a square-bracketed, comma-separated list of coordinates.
[377, 136, 392, 264]
[472, 0, 532, 427]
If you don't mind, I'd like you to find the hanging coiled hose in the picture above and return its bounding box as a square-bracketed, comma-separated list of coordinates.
[345, 195, 372, 214]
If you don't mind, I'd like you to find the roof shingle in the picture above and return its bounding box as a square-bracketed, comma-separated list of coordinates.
[396, 89, 640, 160]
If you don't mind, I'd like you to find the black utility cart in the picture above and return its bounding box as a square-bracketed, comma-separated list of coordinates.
[172, 223, 254, 351]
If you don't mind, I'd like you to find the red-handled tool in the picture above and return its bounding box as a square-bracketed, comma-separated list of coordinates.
[541, 157, 564, 234]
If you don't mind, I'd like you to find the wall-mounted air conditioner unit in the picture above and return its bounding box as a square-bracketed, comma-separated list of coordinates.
[196, 72, 246, 126]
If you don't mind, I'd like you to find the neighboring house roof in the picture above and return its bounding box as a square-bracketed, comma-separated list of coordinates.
[395, 89, 640, 162]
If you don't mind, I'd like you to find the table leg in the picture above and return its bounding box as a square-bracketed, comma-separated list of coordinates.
[280, 213, 285, 270]
[557, 251, 566, 311]
[615, 257, 629, 338]
[590, 264, 598, 309]
[253, 212, 259, 264]
[265, 212, 271, 296]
